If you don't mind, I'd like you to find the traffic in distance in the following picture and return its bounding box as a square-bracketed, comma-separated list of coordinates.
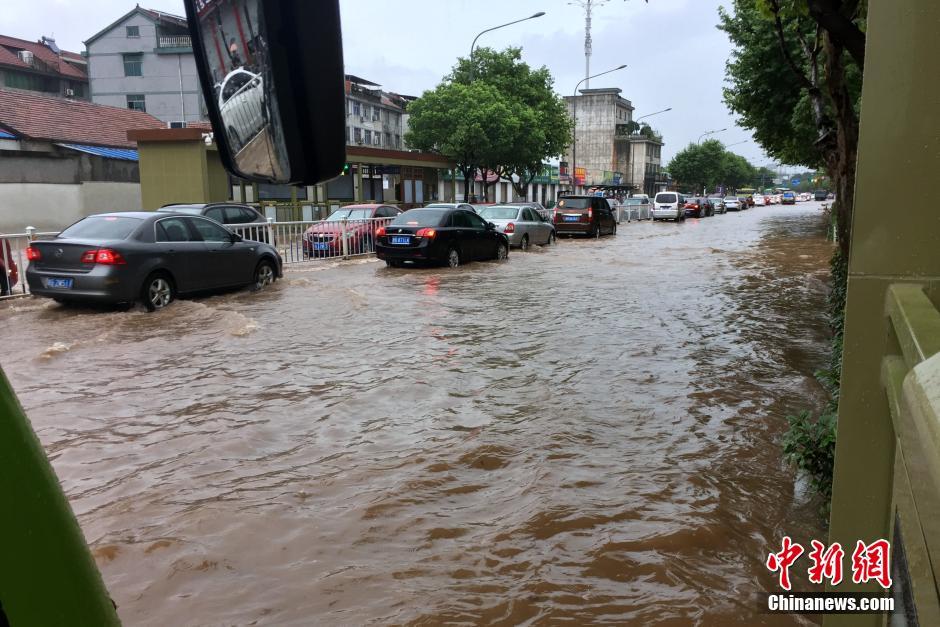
[17, 189, 830, 311]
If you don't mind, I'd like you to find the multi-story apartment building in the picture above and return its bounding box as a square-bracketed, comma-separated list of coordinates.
[344, 74, 405, 150]
[628, 131, 666, 196]
[0, 34, 88, 100]
[561, 87, 667, 196]
[562, 87, 634, 189]
[84, 6, 204, 125]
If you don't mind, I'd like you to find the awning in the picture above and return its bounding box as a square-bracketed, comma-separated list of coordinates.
[0, 130, 15, 139]
[56, 143, 139, 162]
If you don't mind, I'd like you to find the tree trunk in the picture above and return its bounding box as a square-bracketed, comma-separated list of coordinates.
[823, 35, 859, 260]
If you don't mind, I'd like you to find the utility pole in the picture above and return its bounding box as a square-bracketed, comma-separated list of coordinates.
[569, 0, 610, 88]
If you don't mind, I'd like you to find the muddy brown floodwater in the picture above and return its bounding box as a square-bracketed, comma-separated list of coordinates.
[1, 204, 835, 625]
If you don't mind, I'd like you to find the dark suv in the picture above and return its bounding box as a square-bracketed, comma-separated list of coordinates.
[553, 195, 617, 238]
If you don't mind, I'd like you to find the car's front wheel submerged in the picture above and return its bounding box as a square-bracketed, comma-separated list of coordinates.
[141, 272, 174, 312]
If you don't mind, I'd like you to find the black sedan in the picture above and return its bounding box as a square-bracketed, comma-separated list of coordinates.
[375, 207, 509, 268]
[25, 212, 282, 311]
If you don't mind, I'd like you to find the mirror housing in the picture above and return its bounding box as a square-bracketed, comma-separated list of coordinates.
[231, 232, 243, 243]
[486, 222, 496, 231]
[183, 0, 346, 184]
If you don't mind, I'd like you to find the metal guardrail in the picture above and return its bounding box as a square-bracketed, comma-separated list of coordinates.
[880, 283, 940, 625]
[228, 216, 395, 265]
[0, 228, 60, 299]
[0, 217, 395, 299]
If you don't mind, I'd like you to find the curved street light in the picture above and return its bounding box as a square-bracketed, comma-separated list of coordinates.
[571, 64, 627, 191]
[725, 140, 749, 148]
[635, 107, 672, 122]
[697, 128, 727, 144]
[469, 12, 546, 80]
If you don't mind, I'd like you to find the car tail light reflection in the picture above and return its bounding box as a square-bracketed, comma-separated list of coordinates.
[375, 226, 386, 237]
[26, 246, 41, 261]
[587, 209, 593, 220]
[81, 249, 127, 265]
[415, 228, 436, 239]
[504, 223, 515, 233]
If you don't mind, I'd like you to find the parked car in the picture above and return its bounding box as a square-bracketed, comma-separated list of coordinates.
[425, 202, 476, 213]
[624, 195, 652, 220]
[782, 191, 797, 205]
[814, 190, 829, 201]
[476, 205, 555, 249]
[375, 207, 509, 268]
[218, 68, 265, 151]
[706, 194, 726, 214]
[303, 204, 401, 257]
[683, 196, 712, 218]
[652, 192, 686, 221]
[723, 196, 743, 211]
[157, 202, 270, 241]
[1, 240, 18, 296]
[753, 194, 766, 206]
[505, 201, 551, 221]
[553, 195, 617, 236]
[25, 212, 282, 311]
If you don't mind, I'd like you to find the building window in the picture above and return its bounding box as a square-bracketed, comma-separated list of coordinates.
[126, 25, 140, 38]
[385, 132, 392, 147]
[372, 107, 380, 121]
[354, 127, 362, 143]
[394, 134, 401, 149]
[5, 71, 58, 93]
[352, 101, 361, 116]
[374, 133, 381, 146]
[126, 94, 146, 112]
[345, 126, 350, 142]
[123, 53, 143, 77]
[364, 130, 372, 144]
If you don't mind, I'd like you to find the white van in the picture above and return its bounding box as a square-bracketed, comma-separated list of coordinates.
[652, 191, 685, 221]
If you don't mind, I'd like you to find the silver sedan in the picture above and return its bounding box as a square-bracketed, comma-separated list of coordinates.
[476, 205, 556, 250]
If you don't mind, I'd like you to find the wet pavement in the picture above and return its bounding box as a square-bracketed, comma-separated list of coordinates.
[1, 203, 834, 625]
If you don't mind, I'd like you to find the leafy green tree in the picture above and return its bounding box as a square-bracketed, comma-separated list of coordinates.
[449, 47, 572, 200]
[721, 152, 756, 190]
[666, 140, 727, 193]
[405, 81, 516, 201]
[718, 0, 865, 256]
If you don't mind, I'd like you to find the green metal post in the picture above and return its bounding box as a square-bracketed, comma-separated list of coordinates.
[0, 367, 120, 625]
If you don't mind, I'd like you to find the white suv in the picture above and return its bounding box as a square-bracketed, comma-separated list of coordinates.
[652, 192, 686, 221]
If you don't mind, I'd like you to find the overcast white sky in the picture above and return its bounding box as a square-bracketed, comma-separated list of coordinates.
[4, 0, 781, 166]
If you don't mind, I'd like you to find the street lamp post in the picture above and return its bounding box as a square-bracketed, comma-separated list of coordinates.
[631, 108, 671, 196]
[697, 128, 727, 144]
[469, 12, 546, 80]
[571, 64, 627, 193]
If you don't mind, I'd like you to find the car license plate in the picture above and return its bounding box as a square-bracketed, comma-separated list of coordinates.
[564, 215, 580, 222]
[391, 236, 411, 245]
[46, 277, 73, 289]
[313, 242, 329, 251]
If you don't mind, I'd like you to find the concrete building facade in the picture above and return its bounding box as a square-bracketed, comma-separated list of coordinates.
[0, 34, 88, 101]
[85, 7, 204, 125]
[562, 87, 634, 189]
[628, 134, 666, 196]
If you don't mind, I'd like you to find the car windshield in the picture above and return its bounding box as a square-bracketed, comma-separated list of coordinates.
[476, 206, 520, 220]
[326, 208, 374, 221]
[655, 193, 678, 204]
[221, 72, 254, 101]
[391, 209, 446, 227]
[724, 197, 738, 201]
[157, 206, 203, 215]
[59, 216, 142, 240]
[557, 198, 591, 209]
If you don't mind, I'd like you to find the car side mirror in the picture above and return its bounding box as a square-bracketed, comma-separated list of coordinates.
[231, 233, 243, 243]
[183, 0, 346, 184]
[486, 222, 496, 231]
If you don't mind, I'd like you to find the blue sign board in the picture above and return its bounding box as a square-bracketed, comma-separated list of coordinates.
[791, 177, 801, 185]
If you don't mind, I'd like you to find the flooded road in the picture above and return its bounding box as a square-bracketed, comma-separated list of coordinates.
[1, 204, 833, 625]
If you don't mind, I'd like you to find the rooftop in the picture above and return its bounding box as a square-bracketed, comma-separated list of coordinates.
[0, 89, 165, 148]
[0, 33, 87, 81]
